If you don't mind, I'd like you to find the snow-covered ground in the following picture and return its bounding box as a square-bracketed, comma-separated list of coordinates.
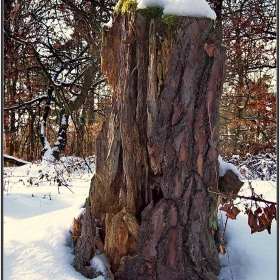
[2, 157, 277, 280]
[218, 179, 277, 280]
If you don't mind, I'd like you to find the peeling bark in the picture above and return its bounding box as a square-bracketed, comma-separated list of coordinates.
[73, 205, 97, 278]
[85, 10, 225, 280]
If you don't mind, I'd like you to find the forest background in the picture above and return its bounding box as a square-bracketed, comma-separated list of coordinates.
[3, 0, 276, 163]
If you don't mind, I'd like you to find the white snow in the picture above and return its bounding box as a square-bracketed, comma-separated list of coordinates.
[52, 146, 60, 152]
[2, 157, 277, 280]
[106, 1, 216, 30]
[218, 155, 243, 179]
[3, 159, 95, 280]
[69, 95, 78, 102]
[137, 0, 165, 8]
[61, 115, 67, 125]
[90, 251, 111, 277]
[104, 17, 113, 28]
[218, 180, 277, 280]
[42, 141, 56, 161]
[137, 0, 216, 20]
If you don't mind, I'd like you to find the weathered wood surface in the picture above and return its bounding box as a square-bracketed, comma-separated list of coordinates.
[73, 205, 97, 278]
[87, 10, 225, 280]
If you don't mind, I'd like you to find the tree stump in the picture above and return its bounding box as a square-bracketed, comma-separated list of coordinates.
[85, 9, 225, 280]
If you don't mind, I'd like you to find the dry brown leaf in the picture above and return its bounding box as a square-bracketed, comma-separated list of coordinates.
[244, 205, 276, 234]
[220, 244, 226, 255]
[225, 210, 234, 219]
[264, 207, 273, 222]
[221, 203, 240, 219]
[258, 214, 271, 234]
[270, 204, 276, 219]
[219, 203, 233, 212]
[226, 207, 240, 220]
[231, 206, 241, 217]
[264, 204, 276, 222]
[70, 215, 84, 244]
[247, 209, 258, 229]
[254, 207, 262, 215]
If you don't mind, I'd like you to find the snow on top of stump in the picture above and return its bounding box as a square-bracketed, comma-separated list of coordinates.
[137, 0, 216, 20]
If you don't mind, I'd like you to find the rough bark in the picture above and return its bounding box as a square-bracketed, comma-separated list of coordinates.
[72, 205, 115, 279]
[87, 10, 225, 280]
[73, 205, 97, 278]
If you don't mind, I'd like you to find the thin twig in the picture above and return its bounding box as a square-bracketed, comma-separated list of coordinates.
[208, 188, 276, 205]
[220, 213, 234, 280]
[226, 247, 234, 280]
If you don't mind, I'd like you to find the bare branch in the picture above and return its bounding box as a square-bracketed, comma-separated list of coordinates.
[4, 95, 49, 111]
[208, 188, 276, 205]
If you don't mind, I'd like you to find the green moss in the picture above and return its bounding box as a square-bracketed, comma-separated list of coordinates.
[115, 1, 163, 19]
[209, 213, 219, 232]
[114, 0, 179, 28]
[115, 0, 138, 14]
[139, 6, 163, 20]
[161, 14, 180, 26]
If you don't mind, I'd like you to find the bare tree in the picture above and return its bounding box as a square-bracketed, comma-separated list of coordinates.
[4, 0, 115, 161]
[218, 0, 276, 156]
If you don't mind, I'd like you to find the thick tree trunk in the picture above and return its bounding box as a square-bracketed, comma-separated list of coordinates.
[86, 10, 225, 280]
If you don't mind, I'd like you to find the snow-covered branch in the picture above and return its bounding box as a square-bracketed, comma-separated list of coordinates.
[4, 95, 49, 111]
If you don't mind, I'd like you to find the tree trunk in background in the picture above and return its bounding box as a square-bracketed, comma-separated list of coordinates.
[27, 112, 35, 162]
[87, 11, 225, 280]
